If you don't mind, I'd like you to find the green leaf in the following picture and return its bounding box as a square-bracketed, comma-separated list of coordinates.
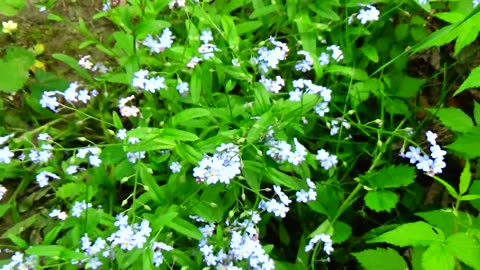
[460, 160, 471, 195]
[327, 65, 369, 81]
[364, 165, 416, 189]
[247, 111, 273, 144]
[447, 233, 480, 269]
[389, 75, 426, 97]
[0, 47, 35, 93]
[7, 234, 28, 249]
[52, 53, 93, 83]
[26, 245, 67, 257]
[432, 175, 459, 199]
[236, 21, 263, 35]
[139, 164, 166, 204]
[332, 221, 352, 244]
[454, 65, 480, 96]
[428, 107, 474, 133]
[469, 180, 480, 211]
[368, 221, 445, 247]
[353, 248, 408, 270]
[176, 143, 202, 164]
[364, 190, 399, 212]
[416, 209, 457, 236]
[422, 242, 455, 270]
[0, 0, 24, 16]
[446, 125, 480, 158]
[170, 108, 211, 127]
[161, 128, 199, 142]
[474, 101, 480, 125]
[166, 217, 203, 240]
[265, 167, 299, 189]
[361, 44, 379, 63]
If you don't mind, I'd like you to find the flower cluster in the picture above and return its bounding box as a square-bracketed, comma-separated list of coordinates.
[2, 20, 18, 34]
[259, 75, 285, 94]
[295, 50, 314, 72]
[253, 37, 289, 73]
[289, 79, 332, 103]
[78, 55, 110, 73]
[28, 133, 53, 164]
[295, 178, 317, 203]
[329, 117, 351, 136]
[0, 133, 14, 164]
[76, 147, 102, 167]
[36, 171, 60, 188]
[259, 185, 291, 218]
[142, 28, 175, 54]
[49, 209, 68, 220]
[305, 233, 334, 256]
[125, 137, 146, 164]
[196, 211, 274, 269]
[132, 69, 167, 93]
[193, 143, 241, 185]
[118, 95, 140, 117]
[401, 131, 447, 176]
[316, 149, 338, 170]
[0, 185, 7, 200]
[40, 81, 97, 112]
[266, 138, 307, 166]
[198, 29, 220, 60]
[356, 5, 380, 24]
[0, 252, 37, 270]
[72, 200, 92, 217]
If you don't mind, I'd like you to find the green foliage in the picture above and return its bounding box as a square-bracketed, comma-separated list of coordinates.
[0, 0, 24, 16]
[353, 248, 408, 270]
[0, 46, 35, 93]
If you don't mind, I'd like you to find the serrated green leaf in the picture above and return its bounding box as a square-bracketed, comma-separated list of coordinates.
[422, 242, 455, 270]
[332, 221, 351, 244]
[416, 209, 457, 236]
[368, 221, 445, 247]
[365, 165, 416, 189]
[446, 125, 480, 158]
[364, 190, 399, 212]
[454, 66, 480, 96]
[429, 107, 474, 133]
[56, 183, 86, 199]
[460, 160, 471, 195]
[353, 248, 408, 270]
[447, 233, 480, 269]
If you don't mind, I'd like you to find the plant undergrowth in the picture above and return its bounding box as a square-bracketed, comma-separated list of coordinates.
[2, 0, 480, 269]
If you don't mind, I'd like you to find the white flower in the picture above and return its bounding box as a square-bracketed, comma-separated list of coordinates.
[78, 55, 94, 70]
[36, 171, 60, 188]
[176, 82, 189, 96]
[49, 209, 68, 220]
[0, 185, 7, 200]
[66, 165, 79, 175]
[425, 130, 438, 146]
[0, 146, 14, 164]
[357, 5, 380, 24]
[327, 45, 343, 61]
[2, 20, 18, 34]
[170, 161, 182, 173]
[200, 29, 213, 44]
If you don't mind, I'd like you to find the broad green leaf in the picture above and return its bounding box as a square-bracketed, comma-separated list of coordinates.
[361, 44, 379, 63]
[364, 165, 416, 189]
[176, 143, 202, 164]
[353, 248, 408, 270]
[385, 98, 410, 116]
[249, 5, 279, 19]
[454, 66, 480, 96]
[416, 209, 457, 236]
[309, 219, 334, 238]
[389, 75, 426, 97]
[265, 167, 299, 189]
[327, 65, 369, 81]
[422, 242, 455, 270]
[460, 160, 471, 195]
[295, 14, 316, 53]
[0, 47, 35, 93]
[7, 234, 28, 249]
[364, 190, 399, 212]
[56, 182, 86, 199]
[447, 233, 480, 269]
[0, 0, 24, 16]
[166, 217, 203, 240]
[469, 180, 480, 211]
[349, 82, 372, 108]
[459, 194, 480, 201]
[428, 107, 474, 133]
[332, 221, 352, 244]
[242, 160, 262, 191]
[454, 12, 480, 56]
[368, 221, 445, 247]
[247, 111, 273, 144]
[161, 128, 199, 142]
[44, 224, 64, 245]
[446, 125, 480, 158]
[134, 19, 171, 39]
[0, 204, 11, 219]
[170, 108, 211, 127]
[26, 245, 67, 257]
[221, 15, 239, 50]
[236, 21, 263, 35]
